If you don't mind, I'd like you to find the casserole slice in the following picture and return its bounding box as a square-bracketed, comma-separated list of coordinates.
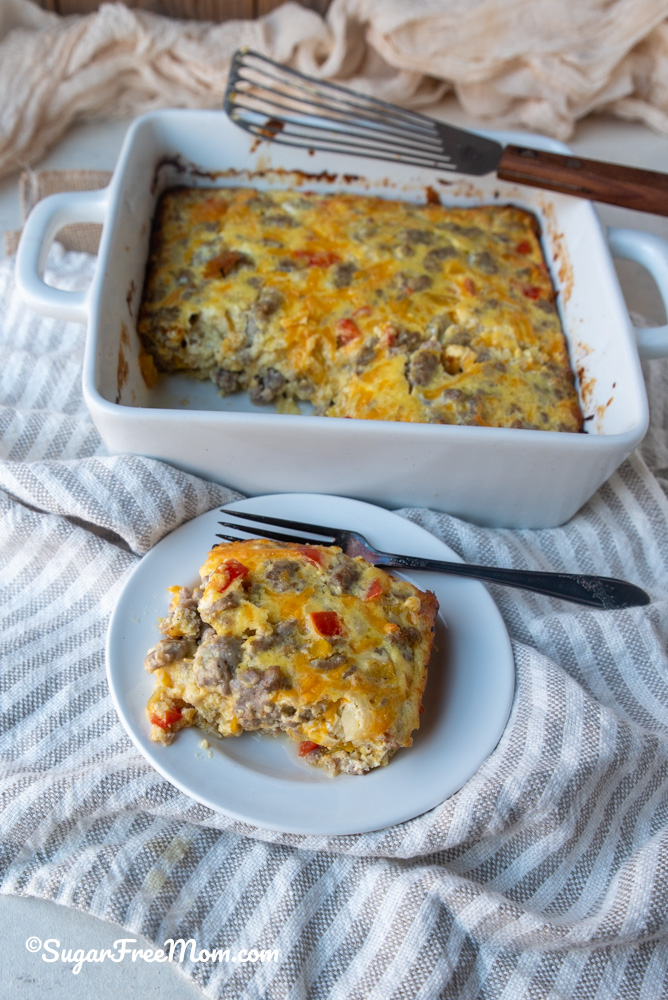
[144, 538, 438, 775]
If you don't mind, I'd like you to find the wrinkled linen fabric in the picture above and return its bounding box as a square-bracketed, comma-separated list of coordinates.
[3, 0, 668, 181]
[1, 244, 668, 999]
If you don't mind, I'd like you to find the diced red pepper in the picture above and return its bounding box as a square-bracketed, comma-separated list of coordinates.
[515, 240, 532, 254]
[150, 707, 182, 729]
[297, 546, 323, 566]
[295, 249, 340, 268]
[363, 578, 383, 601]
[522, 285, 543, 300]
[216, 558, 249, 592]
[336, 318, 361, 347]
[352, 306, 372, 318]
[310, 610, 344, 637]
[463, 277, 477, 295]
[298, 740, 320, 757]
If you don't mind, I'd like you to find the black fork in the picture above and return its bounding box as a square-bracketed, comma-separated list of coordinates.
[216, 510, 650, 610]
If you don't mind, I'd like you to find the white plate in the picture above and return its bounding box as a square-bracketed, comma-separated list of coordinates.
[106, 494, 515, 835]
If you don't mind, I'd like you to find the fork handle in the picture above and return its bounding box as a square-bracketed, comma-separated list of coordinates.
[374, 555, 649, 609]
[497, 145, 668, 216]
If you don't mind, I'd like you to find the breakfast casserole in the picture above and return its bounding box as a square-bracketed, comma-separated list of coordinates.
[137, 186, 583, 431]
[144, 538, 438, 774]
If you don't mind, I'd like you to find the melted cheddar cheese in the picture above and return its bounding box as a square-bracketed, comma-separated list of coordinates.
[144, 538, 438, 775]
[137, 187, 583, 431]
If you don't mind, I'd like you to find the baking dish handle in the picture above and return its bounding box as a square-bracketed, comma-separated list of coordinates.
[14, 188, 109, 323]
[607, 226, 668, 360]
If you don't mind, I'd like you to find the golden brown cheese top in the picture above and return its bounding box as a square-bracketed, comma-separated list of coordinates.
[138, 186, 582, 431]
[199, 540, 431, 738]
[144, 538, 438, 774]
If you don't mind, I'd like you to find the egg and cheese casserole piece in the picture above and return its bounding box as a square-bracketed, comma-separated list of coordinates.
[144, 538, 438, 775]
[137, 186, 583, 432]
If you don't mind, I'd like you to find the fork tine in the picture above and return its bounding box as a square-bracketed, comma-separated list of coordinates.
[220, 510, 337, 539]
[216, 523, 330, 547]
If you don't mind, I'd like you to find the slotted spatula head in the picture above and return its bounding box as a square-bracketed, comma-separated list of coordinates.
[224, 48, 503, 176]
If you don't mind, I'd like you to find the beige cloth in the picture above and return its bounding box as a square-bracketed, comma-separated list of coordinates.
[2, 0, 668, 182]
[3, 169, 112, 255]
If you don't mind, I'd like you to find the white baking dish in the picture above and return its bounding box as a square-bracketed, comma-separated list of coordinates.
[14, 110, 668, 527]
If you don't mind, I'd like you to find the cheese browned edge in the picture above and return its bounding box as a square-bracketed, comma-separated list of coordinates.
[144, 538, 439, 775]
[137, 186, 583, 432]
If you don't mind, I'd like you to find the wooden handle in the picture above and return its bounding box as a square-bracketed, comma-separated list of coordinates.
[497, 144, 668, 216]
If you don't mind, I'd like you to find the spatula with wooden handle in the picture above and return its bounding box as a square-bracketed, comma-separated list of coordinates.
[225, 49, 668, 216]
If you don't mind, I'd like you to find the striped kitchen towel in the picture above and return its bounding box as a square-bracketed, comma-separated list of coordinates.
[1, 245, 667, 999]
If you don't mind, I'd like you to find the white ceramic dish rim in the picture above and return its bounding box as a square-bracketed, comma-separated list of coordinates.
[103, 124, 648, 439]
[105, 493, 516, 835]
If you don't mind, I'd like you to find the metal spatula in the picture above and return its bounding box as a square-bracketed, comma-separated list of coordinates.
[224, 49, 668, 216]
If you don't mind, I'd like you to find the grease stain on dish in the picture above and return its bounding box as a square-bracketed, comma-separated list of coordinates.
[116, 323, 130, 401]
